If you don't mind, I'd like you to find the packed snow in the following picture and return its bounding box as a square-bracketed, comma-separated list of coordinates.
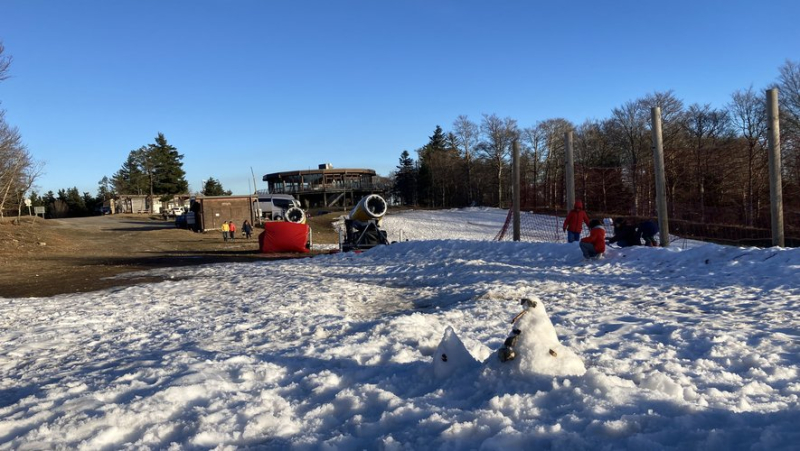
[1, 208, 798, 450]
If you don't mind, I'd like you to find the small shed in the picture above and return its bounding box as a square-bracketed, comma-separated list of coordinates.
[192, 195, 257, 232]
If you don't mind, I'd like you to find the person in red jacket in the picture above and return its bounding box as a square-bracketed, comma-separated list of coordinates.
[563, 200, 590, 243]
[580, 219, 606, 259]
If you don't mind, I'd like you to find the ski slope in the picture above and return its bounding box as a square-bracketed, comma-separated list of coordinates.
[1, 208, 798, 449]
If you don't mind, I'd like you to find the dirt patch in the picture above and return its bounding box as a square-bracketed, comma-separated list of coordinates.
[0, 212, 346, 298]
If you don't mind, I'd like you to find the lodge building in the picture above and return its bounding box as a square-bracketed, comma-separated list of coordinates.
[262, 164, 388, 209]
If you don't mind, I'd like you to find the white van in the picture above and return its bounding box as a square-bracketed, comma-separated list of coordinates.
[255, 194, 301, 220]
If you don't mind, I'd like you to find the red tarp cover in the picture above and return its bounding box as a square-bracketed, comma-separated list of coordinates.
[259, 222, 310, 253]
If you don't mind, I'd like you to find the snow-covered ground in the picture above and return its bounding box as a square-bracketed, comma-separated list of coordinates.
[1, 208, 798, 450]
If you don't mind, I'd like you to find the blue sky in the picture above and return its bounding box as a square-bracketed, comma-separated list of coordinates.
[1, 0, 798, 196]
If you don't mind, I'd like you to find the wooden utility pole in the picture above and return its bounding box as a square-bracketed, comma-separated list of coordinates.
[766, 88, 785, 247]
[512, 140, 521, 241]
[651, 107, 670, 247]
[565, 131, 575, 210]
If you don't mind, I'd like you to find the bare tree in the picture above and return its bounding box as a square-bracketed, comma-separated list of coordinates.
[610, 99, 649, 215]
[0, 112, 38, 218]
[0, 41, 11, 83]
[777, 59, 800, 129]
[683, 103, 733, 222]
[776, 60, 800, 189]
[478, 114, 518, 207]
[452, 115, 479, 205]
[729, 86, 768, 225]
[0, 43, 42, 218]
[536, 118, 572, 208]
[14, 160, 45, 219]
[575, 119, 623, 213]
[641, 91, 685, 215]
[520, 123, 547, 209]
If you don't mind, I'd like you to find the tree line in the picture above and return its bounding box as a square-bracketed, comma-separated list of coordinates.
[0, 40, 232, 219]
[28, 136, 240, 218]
[27, 133, 237, 218]
[392, 60, 800, 233]
[23, 133, 190, 218]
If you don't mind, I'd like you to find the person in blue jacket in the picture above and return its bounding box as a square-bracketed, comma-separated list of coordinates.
[638, 219, 659, 247]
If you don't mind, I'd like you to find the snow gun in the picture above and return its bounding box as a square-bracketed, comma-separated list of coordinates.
[340, 194, 389, 252]
[348, 194, 388, 224]
[284, 206, 307, 224]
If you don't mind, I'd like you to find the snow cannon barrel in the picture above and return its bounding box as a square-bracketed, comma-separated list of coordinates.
[285, 206, 307, 224]
[349, 194, 388, 222]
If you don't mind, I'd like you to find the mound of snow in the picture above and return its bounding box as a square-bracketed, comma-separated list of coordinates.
[432, 326, 480, 379]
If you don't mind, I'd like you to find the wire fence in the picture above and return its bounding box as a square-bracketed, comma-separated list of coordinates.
[494, 205, 799, 248]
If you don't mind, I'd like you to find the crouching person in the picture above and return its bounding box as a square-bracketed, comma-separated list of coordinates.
[580, 219, 606, 259]
[638, 219, 659, 247]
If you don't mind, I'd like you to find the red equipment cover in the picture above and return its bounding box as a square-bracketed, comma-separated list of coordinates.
[259, 222, 310, 253]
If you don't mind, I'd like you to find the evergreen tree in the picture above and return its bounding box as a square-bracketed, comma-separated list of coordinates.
[111, 133, 188, 212]
[97, 176, 115, 201]
[416, 126, 446, 206]
[28, 190, 43, 207]
[110, 133, 188, 198]
[393, 150, 417, 206]
[149, 133, 189, 196]
[132, 145, 156, 212]
[202, 177, 232, 196]
[56, 187, 89, 217]
[417, 125, 461, 207]
[83, 191, 101, 214]
[111, 153, 147, 194]
[428, 125, 448, 149]
[43, 190, 56, 217]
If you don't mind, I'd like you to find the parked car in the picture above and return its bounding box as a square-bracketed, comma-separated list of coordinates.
[254, 194, 301, 220]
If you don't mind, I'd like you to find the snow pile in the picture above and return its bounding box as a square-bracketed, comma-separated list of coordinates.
[432, 326, 480, 379]
[0, 208, 798, 449]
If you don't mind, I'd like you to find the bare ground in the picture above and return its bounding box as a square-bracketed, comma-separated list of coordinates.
[0, 213, 343, 298]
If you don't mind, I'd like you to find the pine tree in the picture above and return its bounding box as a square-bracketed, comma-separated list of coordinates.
[417, 126, 446, 207]
[111, 134, 188, 197]
[57, 187, 89, 217]
[149, 133, 189, 196]
[394, 151, 417, 206]
[132, 145, 156, 213]
[417, 125, 462, 207]
[97, 176, 115, 202]
[202, 177, 232, 196]
[111, 153, 147, 194]
[111, 133, 188, 213]
[28, 190, 43, 207]
[43, 190, 56, 217]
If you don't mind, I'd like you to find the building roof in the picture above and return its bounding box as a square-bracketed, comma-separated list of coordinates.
[263, 168, 376, 181]
[196, 195, 257, 200]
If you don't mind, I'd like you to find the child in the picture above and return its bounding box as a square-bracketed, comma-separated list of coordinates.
[562, 200, 590, 243]
[221, 221, 230, 241]
[580, 219, 606, 259]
